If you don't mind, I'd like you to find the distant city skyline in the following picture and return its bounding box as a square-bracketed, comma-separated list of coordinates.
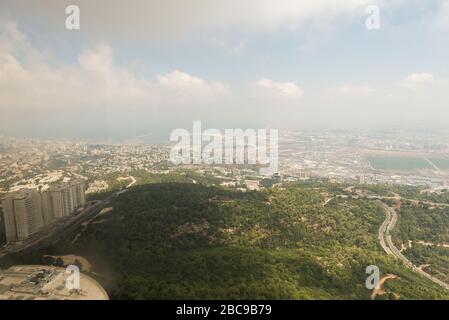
[1, 0, 449, 139]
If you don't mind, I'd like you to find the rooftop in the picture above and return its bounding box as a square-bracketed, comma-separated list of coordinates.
[0, 265, 109, 300]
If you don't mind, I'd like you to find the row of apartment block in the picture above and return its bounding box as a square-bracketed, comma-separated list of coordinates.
[1, 180, 86, 243]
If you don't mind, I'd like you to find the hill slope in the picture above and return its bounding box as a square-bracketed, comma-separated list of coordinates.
[4, 182, 449, 299]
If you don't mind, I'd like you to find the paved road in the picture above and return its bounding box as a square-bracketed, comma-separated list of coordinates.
[423, 157, 441, 173]
[367, 194, 449, 208]
[126, 176, 136, 189]
[377, 202, 393, 256]
[377, 201, 449, 290]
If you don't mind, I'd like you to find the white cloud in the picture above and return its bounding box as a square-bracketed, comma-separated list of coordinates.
[404, 72, 435, 84]
[337, 85, 374, 95]
[157, 70, 229, 104]
[252, 78, 304, 101]
[78, 45, 114, 74]
[0, 23, 229, 109]
[400, 72, 435, 88]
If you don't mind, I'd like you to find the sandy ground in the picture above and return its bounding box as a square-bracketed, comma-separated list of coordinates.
[44, 254, 92, 272]
[371, 274, 398, 300]
[415, 240, 449, 248]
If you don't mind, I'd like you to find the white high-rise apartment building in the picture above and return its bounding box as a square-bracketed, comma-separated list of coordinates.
[1, 180, 87, 243]
[1, 189, 44, 242]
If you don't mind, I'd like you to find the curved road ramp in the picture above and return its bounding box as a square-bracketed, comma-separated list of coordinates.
[377, 201, 449, 291]
[0, 265, 108, 300]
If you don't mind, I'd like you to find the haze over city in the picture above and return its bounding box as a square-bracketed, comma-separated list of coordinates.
[2, 0, 449, 307]
[1, 0, 449, 139]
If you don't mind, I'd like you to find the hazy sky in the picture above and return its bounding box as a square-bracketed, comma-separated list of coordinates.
[1, 0, 449, 140]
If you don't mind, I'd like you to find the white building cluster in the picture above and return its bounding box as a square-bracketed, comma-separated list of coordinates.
[1, 180, 86, 243]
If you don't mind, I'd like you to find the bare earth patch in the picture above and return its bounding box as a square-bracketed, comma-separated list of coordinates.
[44, 254, 93, 273]
[371, 274, 398, 300]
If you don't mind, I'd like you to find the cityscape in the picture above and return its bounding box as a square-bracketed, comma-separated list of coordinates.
[2, 130, 449, 202]
[1, 0, 449, 310]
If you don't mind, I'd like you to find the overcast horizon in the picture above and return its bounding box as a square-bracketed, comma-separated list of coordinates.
[1, 0, 449, 140]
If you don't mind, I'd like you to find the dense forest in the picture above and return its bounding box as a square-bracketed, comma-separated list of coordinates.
[394, 203, 449, 244]
[2, 177, 449, 299]
[393, 202, 449, 284]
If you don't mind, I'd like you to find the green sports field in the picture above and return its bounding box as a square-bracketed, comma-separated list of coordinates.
[367, 156, 432, 171]
[428, 158, 449, 170]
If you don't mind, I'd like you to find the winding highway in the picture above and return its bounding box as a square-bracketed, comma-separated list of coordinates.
[377, 201, 449, 290]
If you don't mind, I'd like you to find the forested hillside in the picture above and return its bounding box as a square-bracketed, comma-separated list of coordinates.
[17, 182, 446, 300]
[393, 202, 449, 285]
